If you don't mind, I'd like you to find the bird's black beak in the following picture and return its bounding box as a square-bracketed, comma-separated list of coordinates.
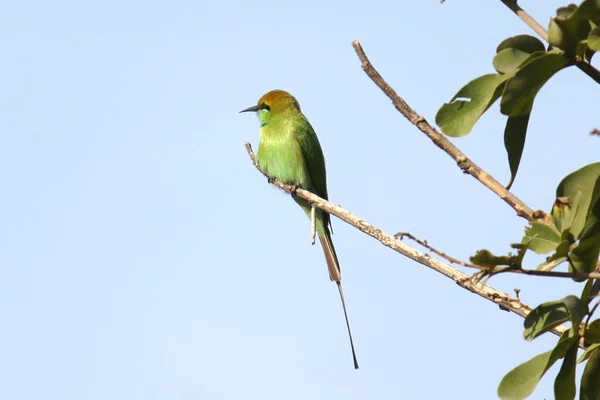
[239, 105, 266, 113]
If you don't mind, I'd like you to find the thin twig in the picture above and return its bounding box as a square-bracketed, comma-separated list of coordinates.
[245, 142, 577, 345]
[575, 61, 600, 85]
[311, 206, 316, 245]
[500, 0, 600, 84]
[502, 269, 600, 279]
[351, 40, 537, 221]
[395, 232, 480, 268]
[500, 0, 548, 40]
[585, 300, 600, 331]
[396, 232, 600, 279]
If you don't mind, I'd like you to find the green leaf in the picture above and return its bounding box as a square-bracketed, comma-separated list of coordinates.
[500, 50, 572, 116]
[498, 332, 578, 400]
[538, 228, 573, 271]
[504, 113, 530, 190]
[589, 26, 600, 51]
[496, 35, 546, 54]
[579, 172, 600, 240]
[581, 279, 595, 303]
[517, 50, 547, 68]
[537, 255, 569, 272]
[584, 320, 600, 345]
[470, 249, 513, 268]
[556, 163, 600, 239]
[569, 170, 600, 274]
[549, 18, 585, 54]
[498, 351, 553, 400]
[580, 345, 600, 400]
[578, 343, 600, 363]
[570, 0, 600, 25]
[553, 194, 580, 235]
[590, 280, 600, 300]
[538, 237, 571, 271]
[549, 2, 596, 54]
[493, 35, 546, 75]
[493, 48, 533, 74]
[470, 245, 526, 272]
[557, 4, 579, 19]
[554, 345, 577, 400]
[570, 233, 600, 275]
[436, 74, 509, 137]
[522, 221, 561, 254]
[562, 295, 589, 333]
[524, 300, 570, 341]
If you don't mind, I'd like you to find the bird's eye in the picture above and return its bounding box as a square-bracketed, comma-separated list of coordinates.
[261, 103, 270, 111]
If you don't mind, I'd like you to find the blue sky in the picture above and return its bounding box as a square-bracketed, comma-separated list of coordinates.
[1, 1, 598, 399]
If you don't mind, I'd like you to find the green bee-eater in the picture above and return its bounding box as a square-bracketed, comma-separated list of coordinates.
[241, 89, 358, 369]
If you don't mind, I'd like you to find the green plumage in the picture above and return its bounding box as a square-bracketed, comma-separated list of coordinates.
[241, 89, 358, 369]
[256, 101, 331, 230]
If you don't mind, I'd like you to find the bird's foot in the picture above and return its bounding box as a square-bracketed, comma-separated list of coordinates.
[289, 184, 299, 194]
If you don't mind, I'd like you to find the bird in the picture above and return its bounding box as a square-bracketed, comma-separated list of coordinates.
[240, 89, 359, 369]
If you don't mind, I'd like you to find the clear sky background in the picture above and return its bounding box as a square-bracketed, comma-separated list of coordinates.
[1, 1, 598, 399]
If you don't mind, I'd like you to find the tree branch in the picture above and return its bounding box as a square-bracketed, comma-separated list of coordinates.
[585, 300, 600, 331]
[351, 40, 538, 221]
[396, 232, 480, 268]
[244, 142, 576, 344]
[500, 0, 600, 84]
[397, 232, 600, 280]
[500, 0, 549, 40]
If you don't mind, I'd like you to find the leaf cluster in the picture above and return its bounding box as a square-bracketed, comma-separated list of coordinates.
[436, 0, 600, 190]
[436, 1, 600, 398]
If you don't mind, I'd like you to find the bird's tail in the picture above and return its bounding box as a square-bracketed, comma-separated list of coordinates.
[319, 232, 341, 282]
[319, 233, 359, 369]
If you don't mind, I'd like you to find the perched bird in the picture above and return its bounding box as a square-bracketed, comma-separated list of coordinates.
[240, 90, 358, 369]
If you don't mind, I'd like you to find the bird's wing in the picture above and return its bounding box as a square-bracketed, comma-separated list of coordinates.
[293, 116, 332, 229]
[293, 117, 328, 200]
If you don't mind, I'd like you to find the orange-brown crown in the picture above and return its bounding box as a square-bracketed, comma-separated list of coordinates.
[257, 90, 301, 113]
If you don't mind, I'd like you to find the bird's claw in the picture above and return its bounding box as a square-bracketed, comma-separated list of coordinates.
[289, 184, 299, 194]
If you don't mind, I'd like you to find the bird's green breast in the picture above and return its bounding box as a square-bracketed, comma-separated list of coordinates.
[256, 117, 312, 188]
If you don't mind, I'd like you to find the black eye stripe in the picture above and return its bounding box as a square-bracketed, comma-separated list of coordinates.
[260, 103, 270, 111]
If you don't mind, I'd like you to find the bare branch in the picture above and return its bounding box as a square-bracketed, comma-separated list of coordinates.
[585, 300, 600, 331]
[507, 269, 600, 279]
[310, 206, 316, 245]
[396, 232, 600, 280]
[500, 0, 549, 40]
[514, 288, 521, 300]
[500, 0, 600, 84]
[395, 232, 480, 268]
[245, 142, 575, 344]
[351, 40, 538, 221]
[574, 61, 600, 85]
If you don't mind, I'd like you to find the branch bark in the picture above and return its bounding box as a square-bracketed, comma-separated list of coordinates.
[245, 142, 575, 344]
[351, 40, 538, 221]
[398, 232, 600, 280]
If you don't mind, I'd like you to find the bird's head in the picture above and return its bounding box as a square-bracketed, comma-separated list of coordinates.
[239, 90, 301, 126]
